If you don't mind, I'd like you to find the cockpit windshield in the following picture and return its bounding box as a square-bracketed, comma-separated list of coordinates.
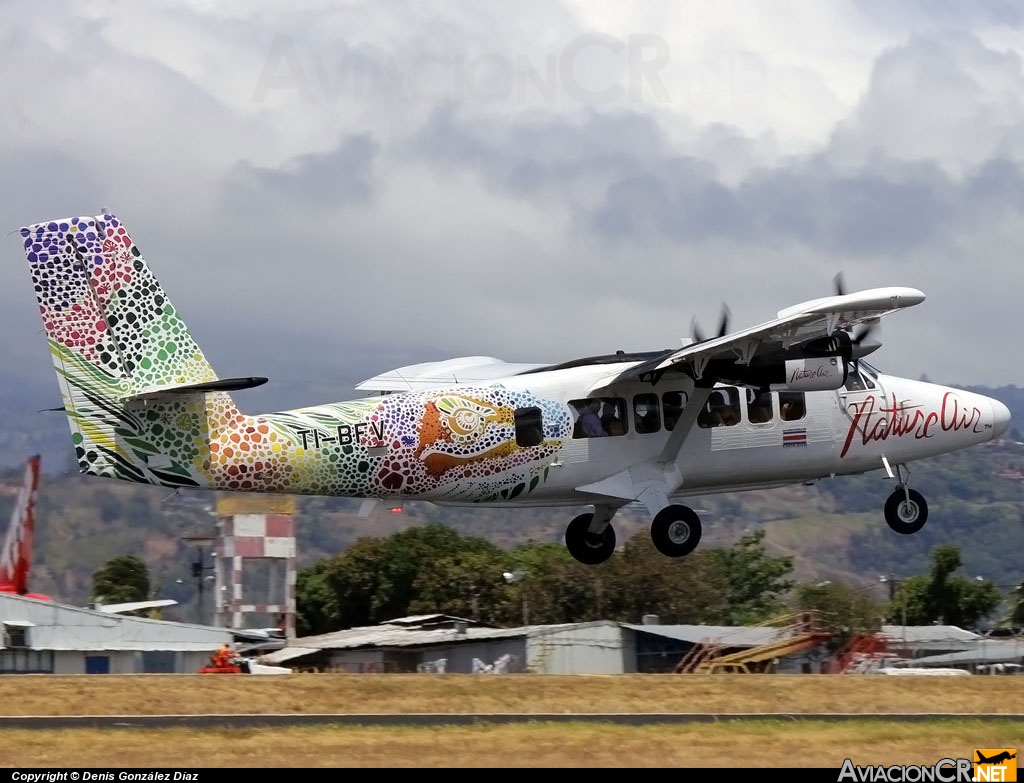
[859, 360, 881, 378]
[844, 360, 878, 392]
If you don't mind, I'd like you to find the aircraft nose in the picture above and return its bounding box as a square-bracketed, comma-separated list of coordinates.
[990, 399, 1011, 440]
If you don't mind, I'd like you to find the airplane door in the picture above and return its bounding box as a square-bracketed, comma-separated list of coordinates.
[834, 360, 887, 458]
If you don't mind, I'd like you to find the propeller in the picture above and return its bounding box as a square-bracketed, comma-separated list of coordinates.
[805, 273, 884, 362]
[849, 320, 882, 359]
[691, 303, 731, 344]
[832, 272, 883, 358]
[833, 271, 846, 297]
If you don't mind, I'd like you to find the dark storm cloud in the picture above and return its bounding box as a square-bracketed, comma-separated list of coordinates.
[391, 32, 1024, 257]
[401, 103, 1024, 255]
[592, 156, 981, 255]
[407, 102, 672, 197]
[221, 133, 379, 215]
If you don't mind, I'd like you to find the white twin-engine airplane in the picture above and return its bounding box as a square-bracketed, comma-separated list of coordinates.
[17, 214, 1011, 566]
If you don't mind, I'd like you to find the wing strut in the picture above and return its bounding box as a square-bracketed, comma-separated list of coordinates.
[657, 388, 712, 465]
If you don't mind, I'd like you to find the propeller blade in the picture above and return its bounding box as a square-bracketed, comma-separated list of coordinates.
[716, 304, 731, 338]
[833, 272, 846, 297]
[849, 321, 883, 359]
[690, 316, 705, 344]
[852, 321, 878, 345]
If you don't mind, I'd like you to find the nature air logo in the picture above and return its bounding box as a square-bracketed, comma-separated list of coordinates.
[974, 749, 1016, 782]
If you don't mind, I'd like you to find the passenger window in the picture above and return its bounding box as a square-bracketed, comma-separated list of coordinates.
[698, 387, 741, 429]
[779, 392, 806, 421]
[746, 390, 774, 424]
[570, 397, 628, 438]
[633, 393, 661, 434]
[514, 407, 544, 447]
[662, 392, 685, 431]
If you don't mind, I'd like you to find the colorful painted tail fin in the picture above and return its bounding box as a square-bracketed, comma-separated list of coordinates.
[18, 214, 265, 486]
[21, 213, 220, 398]
[0, 455, 41, 596]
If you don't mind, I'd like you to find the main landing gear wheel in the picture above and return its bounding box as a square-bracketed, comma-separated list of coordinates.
[884, 488, 928, 535]
[650, 504, 702, 558]
[565, 512, 616, 565]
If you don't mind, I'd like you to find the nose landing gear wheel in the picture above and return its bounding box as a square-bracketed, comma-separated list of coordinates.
[650, 505, 702, 557]
[565, 512, 616, 565]
[884, 488, 928, 534]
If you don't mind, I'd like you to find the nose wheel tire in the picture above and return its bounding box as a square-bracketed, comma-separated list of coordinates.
[884, 488, 928, 534]
[565, 512, 616, 565]
[651, 505, 702, 557]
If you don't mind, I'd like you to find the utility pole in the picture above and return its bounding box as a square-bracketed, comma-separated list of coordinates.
[503, 569, 529, 626]
[880, 574, 907, 647]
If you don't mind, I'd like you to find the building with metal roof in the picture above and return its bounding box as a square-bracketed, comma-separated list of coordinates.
[0, 592, 235, 674]
[623, 621, 793, 673]
[260, 616, 634, 674]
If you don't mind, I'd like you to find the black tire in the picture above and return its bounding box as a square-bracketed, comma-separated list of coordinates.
[651, 505, 703, 557]
[564, 512, 616, 565]
[884, 488, 928, 534]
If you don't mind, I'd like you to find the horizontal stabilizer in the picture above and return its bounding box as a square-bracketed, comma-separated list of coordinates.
[124, 377, 268, 402]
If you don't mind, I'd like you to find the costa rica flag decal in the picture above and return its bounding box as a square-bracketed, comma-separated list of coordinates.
[783, 428, 807, 447]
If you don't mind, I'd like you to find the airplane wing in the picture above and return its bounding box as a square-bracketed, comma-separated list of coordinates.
[591, 287, 925, 393]
[355, 356, 550, 393]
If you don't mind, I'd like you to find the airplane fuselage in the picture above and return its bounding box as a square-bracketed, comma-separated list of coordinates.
[154, 359, 1004, 511]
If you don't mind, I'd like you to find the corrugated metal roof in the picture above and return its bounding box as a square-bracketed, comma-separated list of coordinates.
[12, 642, 231, 652]
[260, 622, 610, 664]
[880, 625, 983, 644]
[273, 623, 530, 652]
[381, 614, 474, 626]
[261, 646, 321, 664]
[623, 624, 786, 647]
[0, 592, 233, 651]
[896, 640, 1024, 666]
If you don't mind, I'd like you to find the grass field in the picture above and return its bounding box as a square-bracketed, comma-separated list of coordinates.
[1, 674, 1021, 767]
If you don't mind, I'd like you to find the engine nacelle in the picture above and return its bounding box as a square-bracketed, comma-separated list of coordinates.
[713, 355, 849, 392]
[769, 357, 846, 391]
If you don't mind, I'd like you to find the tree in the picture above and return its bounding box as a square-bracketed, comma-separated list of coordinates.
[372, 524, 500, 622]
[295, 559, 339, 636]
[1004, 581, 1024, 628]
[600, 532, 729, 624]
[887, 544, 1002, 629]
[795, 581, 882, 651]
[712, 529, 794, 625]
[89, 554, 150, 606]
[296, 523, 517, 631]
[410, 547, 515, 624]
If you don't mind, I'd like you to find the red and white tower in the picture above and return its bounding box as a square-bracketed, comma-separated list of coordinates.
[213, 495, 297, 639]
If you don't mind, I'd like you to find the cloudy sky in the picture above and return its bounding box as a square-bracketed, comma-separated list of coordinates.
[3, 0, 1024, 429]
